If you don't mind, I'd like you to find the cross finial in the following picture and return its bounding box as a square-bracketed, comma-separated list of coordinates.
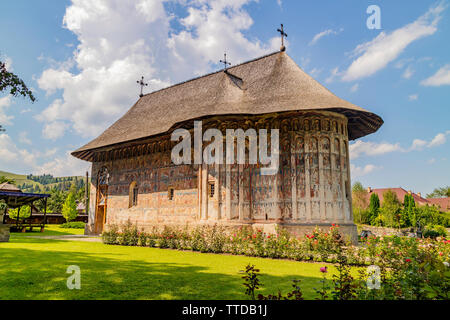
[219, 52, 231, 70]
[136, 76, 148, 97]
[277, 24, 287, 51]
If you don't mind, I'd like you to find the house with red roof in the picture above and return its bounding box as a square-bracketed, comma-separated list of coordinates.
[366, 187, 450, 212]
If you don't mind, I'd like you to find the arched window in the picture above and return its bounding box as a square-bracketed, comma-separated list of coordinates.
[129, 181, 138, 207]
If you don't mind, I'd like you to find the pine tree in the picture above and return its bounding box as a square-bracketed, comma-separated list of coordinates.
[368, 193, 380, 225]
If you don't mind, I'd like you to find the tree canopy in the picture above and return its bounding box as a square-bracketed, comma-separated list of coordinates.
[427, 186, 450, 198]
[0, 59, 36, 131]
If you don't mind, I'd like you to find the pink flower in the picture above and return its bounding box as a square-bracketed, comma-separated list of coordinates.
[320, 266, 328, 273]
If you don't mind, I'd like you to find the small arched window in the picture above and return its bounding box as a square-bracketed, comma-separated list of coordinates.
[129, 181, 138, 207]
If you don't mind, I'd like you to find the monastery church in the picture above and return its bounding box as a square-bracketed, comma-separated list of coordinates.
[72, 48, 383, 240]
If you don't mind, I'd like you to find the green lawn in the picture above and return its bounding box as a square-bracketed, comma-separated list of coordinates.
[11, 225, 86, 237]
[0, 231, 346, 300]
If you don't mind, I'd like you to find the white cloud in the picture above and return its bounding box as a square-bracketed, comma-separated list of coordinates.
[342, 2, 445, 81]
[402, 66, 414, 79]
[428, 132, 447, 147]
[0, 133, 38, 171]
[410, 138, 427, 150]
[42, 121, 67, 140]
[421, 64, 450, 86]
[350, 164, 379, 178]
[20, 108, 32, 114]
[350, 83, 359, 93]
[349, 140, 402, 159]
[0, 95, 14, 126]
[309, 28, 343, 46]
[325, 67, 340, 83]
[37, 151, 91, 176]
[352, 131, 450, 159]
[408, 94, 418, 101]
[0, 132, 88, 176]
[308, 68, 322, 77]
[37, 0, 277, 140]
[18, 131, 32, 145]
[409, 131, 450, 150]
[427, 158, 436, 164]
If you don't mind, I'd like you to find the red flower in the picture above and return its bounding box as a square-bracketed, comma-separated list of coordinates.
[405, 258, 411, 263]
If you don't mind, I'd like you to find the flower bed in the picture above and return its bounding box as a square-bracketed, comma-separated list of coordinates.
[102, 222, 449, 268]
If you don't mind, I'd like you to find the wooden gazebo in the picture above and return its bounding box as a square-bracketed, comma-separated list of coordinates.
[0, 183, 50, 232]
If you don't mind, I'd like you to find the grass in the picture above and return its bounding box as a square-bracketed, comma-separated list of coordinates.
[10, 225, 85, 237]
[0, 230, 350, 300]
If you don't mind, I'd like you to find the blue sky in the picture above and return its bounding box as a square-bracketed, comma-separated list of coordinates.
[0, 0, 449, 195]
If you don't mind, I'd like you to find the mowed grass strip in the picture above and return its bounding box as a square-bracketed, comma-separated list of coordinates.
[0, 233, 346, 300]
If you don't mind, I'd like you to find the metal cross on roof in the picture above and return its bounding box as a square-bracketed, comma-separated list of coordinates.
[219, 53, 231, 70]
[277, 24, 287, 51]
[136, 76, 148, 97]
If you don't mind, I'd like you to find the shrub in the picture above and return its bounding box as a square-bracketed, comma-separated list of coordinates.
[423, 225, 447, 238]
[119, 221, 139, 246]
[60, 221, 85, 229]
[102, 224, 119, 244]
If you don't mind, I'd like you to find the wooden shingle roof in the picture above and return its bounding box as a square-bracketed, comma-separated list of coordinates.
[72, 51, 383, 161]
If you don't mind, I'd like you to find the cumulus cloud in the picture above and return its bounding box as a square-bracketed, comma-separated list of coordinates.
[350, 164, 379, 178]
[18, 131, 32, 145]
[410, 131, 450, 150]
[0, 95, 14, 126]
[309, 28, 343, 46]
[421, 64, 450, 86]
[428, 132, 447, 147]
[37, 151, 91, 176]
[342, 2, 445, 81]
[37, 0, 278, 139]
[0, 133, 38, 172]
[349, 140, 402, 159]
[0, 132, 89, 176]
[42, 121, 68, 140]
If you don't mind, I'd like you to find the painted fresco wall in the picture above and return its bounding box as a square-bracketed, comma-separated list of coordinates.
[86, 111, 354, 236]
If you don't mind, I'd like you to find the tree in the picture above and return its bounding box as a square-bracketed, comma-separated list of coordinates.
[427, 186, 450, 198]
[368, 193, 380, 225]
[0, 59, 35, 131]
[380, 190, 402, 228]
[47, 188, 66, 213]
[352, 182, 369, 224]
[0, 176, 15, 184]
[403, 194, 416, 227]
[8, 205, 31, 220]
[62, 193, 78, 222]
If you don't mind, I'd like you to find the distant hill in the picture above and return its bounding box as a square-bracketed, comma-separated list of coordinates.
[0, 170, 85, 194]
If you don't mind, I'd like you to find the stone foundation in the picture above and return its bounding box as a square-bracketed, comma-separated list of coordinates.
[0, 225, 10, 242]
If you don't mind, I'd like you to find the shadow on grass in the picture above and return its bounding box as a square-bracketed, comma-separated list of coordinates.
[10, 228, 81, 237]
[0, 243, 326, 300]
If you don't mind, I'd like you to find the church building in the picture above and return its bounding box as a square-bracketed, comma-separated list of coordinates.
[72, 49, 383, 240]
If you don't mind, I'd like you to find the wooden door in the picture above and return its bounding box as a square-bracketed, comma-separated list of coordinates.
[94, 185, 108, 234]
